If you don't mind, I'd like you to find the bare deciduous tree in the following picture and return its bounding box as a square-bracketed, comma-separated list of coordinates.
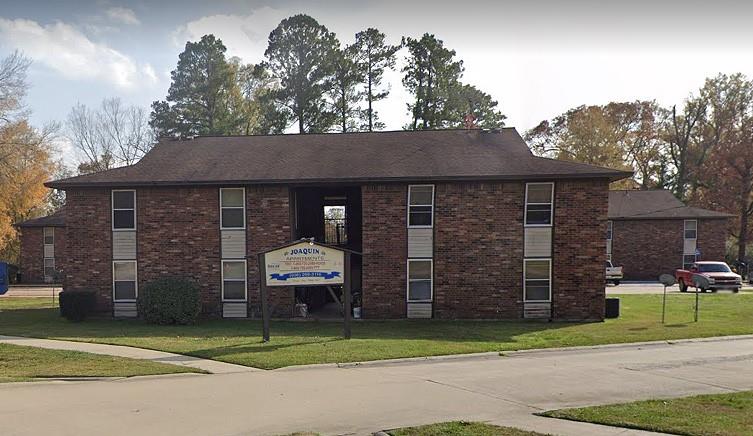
[67, 97, 154, 174]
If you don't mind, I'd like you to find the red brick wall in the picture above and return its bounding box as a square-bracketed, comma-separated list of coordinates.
[19, 228, 43, 283]
[612, 218, 729, 280]
[434, 182, 524, 318]
[361, 184, 407, 318]
[63, 189, 112, 311]
[137, 187, 222, 315]
[553, 179, 609, 320]
[247, 186, 294, 318]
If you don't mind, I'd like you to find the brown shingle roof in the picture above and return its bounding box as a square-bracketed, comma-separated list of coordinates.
[47, 129, 631, 189]
[15, 208, 66, 228]
[608, 190, 732, 220]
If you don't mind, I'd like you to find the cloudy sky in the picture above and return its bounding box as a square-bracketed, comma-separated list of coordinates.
[3, 0, 753, 160]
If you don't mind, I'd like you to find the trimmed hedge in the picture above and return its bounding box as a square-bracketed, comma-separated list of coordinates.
[59, 291, 97, 322]
[138, 277, 201, 325]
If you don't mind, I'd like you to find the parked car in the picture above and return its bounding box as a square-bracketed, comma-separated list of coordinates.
[675, 261, 742, 293]
[605, 260, 623, 285]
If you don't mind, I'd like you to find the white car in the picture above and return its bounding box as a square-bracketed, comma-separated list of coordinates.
[606, 260, 623, 285]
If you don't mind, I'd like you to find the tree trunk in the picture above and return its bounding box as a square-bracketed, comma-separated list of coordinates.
[738, 172, 752, 262]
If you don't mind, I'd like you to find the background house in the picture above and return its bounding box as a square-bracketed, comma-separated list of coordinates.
[15, 209, 66, 284]
[607, 190, 732, 281]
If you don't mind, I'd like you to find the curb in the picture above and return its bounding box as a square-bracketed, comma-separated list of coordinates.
[275, 351, 502, 372]
[502, 334, 753, 357]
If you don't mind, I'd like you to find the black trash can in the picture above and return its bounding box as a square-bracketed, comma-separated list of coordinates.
[605, 297, 620, 319]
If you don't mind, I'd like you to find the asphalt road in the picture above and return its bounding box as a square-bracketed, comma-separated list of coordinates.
[1, 336, 752, 436]
[608, 281, 753, 294]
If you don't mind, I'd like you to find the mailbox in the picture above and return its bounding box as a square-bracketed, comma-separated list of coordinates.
[0, 262, 8, 295]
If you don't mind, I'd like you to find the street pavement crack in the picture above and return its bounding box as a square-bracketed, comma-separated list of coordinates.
[620, 367, 743, 393]
[423, 378, 543, 411]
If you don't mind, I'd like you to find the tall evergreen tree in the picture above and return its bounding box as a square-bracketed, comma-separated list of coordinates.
[264, 14, 340, 133]
[232, 60, 287, 135]
[448, 84, 506, 129]
[330, 46, 363, 132]
[402, 34, 464, 130]
[150, 35, 244, 137]
[352, 28, 399, 131]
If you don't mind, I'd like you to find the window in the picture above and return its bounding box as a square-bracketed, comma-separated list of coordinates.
[606, 221, 613, 241]
[112, 190, 136, 230]
[684, 220, 697, 240]
[407, 259, 432, 302]
[220, 188, 245, 229]
[43, 258, 55, 280]
[683, 254, 697, 271]
[408, 185, 434, 227]
[43, 227, 54, 245]
[113, 261, 137, 301]
[525, 183, 553, 226]
[222, 260, 247, 301]
[524, 259, 551, 302]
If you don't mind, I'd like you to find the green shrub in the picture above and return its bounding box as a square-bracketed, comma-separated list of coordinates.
[59, 291, 97, 322]
[138, 277, 201, 325]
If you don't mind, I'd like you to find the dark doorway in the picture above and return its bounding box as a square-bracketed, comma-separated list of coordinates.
[291, 186, 362, 318]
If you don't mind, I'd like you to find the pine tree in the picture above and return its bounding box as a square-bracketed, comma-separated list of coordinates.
[352, 28, 399, 131]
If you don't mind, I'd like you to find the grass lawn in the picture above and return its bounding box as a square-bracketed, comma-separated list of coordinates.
[0, 293, 751, 369]
[387, 421, 546, 435]
[0, 342, 203, 382]
[541, 391, 753, 436]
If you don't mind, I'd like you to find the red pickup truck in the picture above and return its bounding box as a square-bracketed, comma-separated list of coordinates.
[675, 261, 742, 293]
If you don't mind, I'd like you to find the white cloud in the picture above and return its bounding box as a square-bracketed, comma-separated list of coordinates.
[173, 6, 289, 62]
[105, 6, 140, 26]
[0, 18, 157, 89]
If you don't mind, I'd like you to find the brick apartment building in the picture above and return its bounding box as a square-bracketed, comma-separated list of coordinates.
[15, 209, 66, 284]
[607, 190, 732, 281]
[46, 129, 629, 320]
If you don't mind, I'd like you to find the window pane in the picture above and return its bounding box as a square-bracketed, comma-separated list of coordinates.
[409, 261, 431, 279]
[527, 184, 552, 203]
[685, 230, 697, 239]
[409, 211, 432, 226]
[221, 189, 244, 207]
[44, 258, 54, 268]
[525, 281, 550, 301]
[223, 281, 246, 300]
[44, 236, 54, 245]
[112, 191, 135, 209]
[221, 209, 244, 228]
[409, 186, 433, 205]
[408, 280, 432, 301]
[685, 220, 697, 230]
[223, 262, 245, 280]
[113, 262, 136, 281]
[44, 267, 55, 278]
[44, 227, 54, 245]
[525, 260, 550, 280]
[113, 210, 135, 229]
[526, 205, 552, 225]
[114, 281, 136, 300]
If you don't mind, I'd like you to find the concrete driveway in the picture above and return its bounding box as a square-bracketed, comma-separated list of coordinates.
[1, 336, 752, 436]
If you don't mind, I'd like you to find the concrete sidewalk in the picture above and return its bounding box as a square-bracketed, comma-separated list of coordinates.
[1, 335, 751, 436]
[0, 335, 258, 374]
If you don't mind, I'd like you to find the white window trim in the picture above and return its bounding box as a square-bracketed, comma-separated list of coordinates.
[112, 189, 136, 231]
[43, 227, 54, 246]
[112, 260, 138, 302]
[523, 258, 552, 303]
[221, 259, 248, 302]
[684, 219, 697, 240]
[220, 187, 246, 230]
[524, 182, 554, 228]
[407, 184, 435, 229]
[406, 258, 433, 303]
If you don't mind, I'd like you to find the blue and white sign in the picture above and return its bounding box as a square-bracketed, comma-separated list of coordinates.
[265, 242, 344, 287]
[0, 262, 8, 295]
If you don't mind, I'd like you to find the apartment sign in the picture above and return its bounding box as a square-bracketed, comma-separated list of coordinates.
[264, 241, 344, 287]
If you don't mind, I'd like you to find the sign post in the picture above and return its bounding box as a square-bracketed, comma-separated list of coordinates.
[256, 239, 358, 342]
[658, 274, 676, 324]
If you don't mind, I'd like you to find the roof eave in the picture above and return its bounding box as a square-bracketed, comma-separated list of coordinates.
[46, 171, 629, 190]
